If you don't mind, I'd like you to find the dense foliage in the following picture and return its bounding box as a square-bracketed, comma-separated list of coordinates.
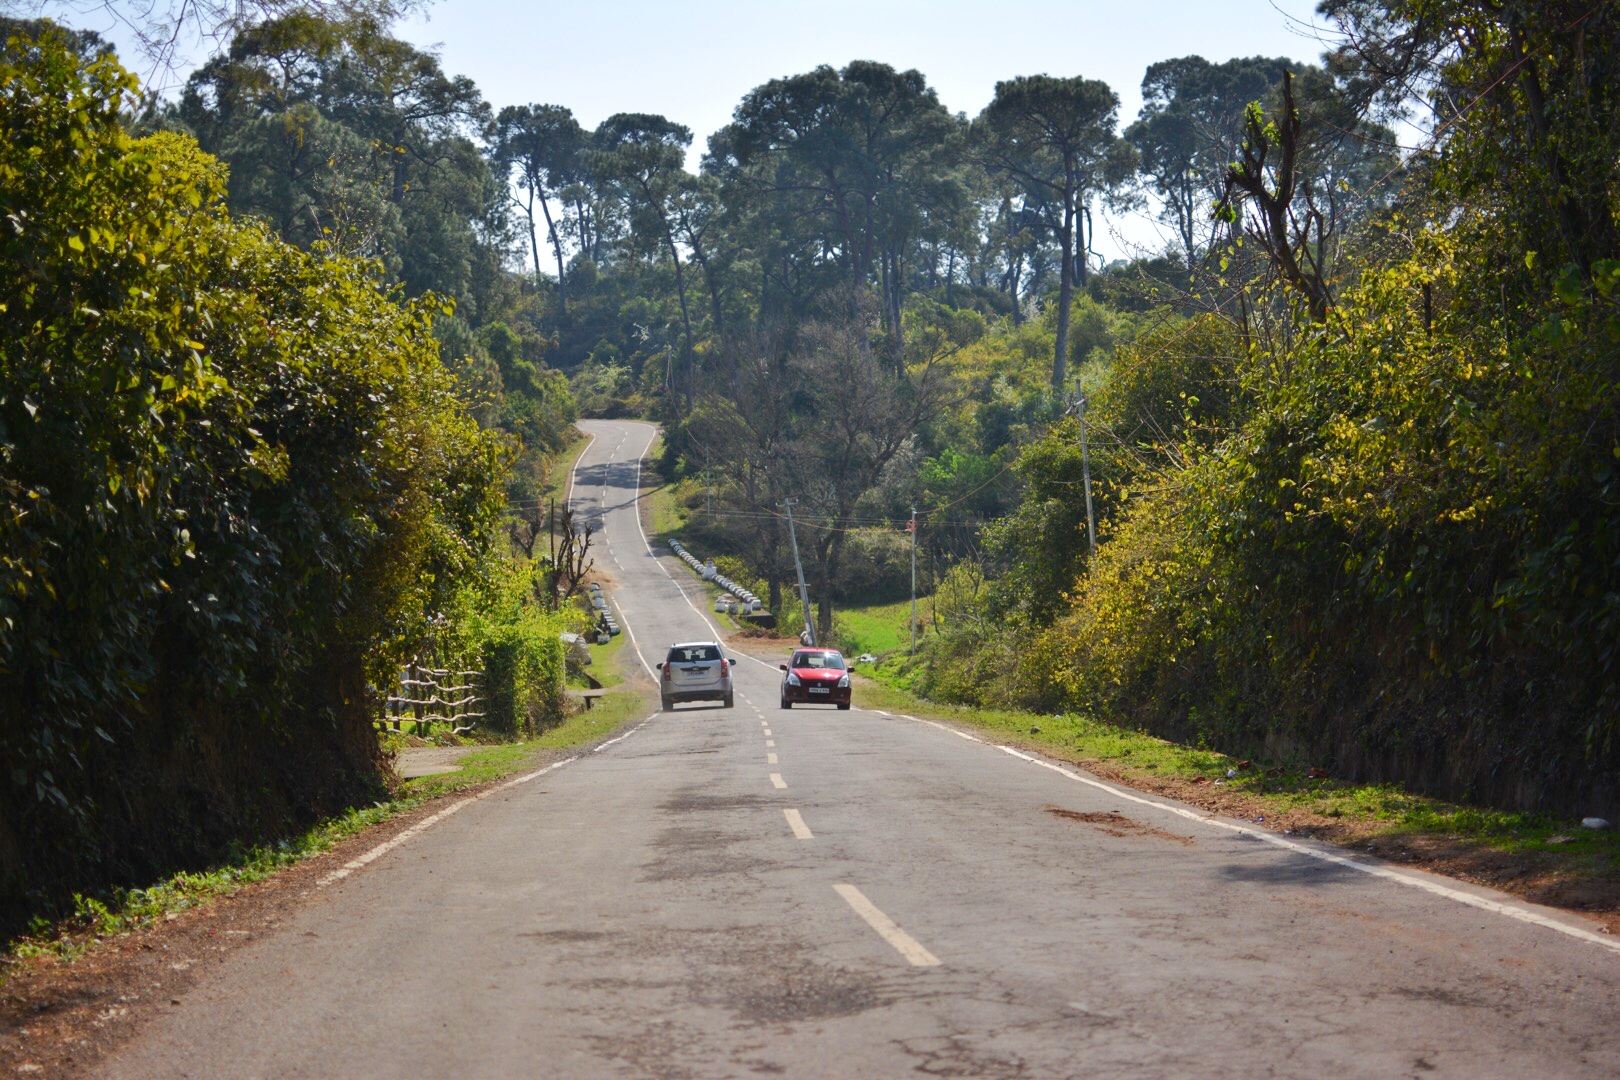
[0, 28, 507, 933]
[903, 0, 1620, 816]
[9, 0, 1618, 938]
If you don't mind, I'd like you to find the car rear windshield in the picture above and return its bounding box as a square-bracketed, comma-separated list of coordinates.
[668, 645, 721, 663]
[791, 652, 845, 669]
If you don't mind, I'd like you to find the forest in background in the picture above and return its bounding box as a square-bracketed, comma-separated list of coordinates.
[3, 0, 1618, 934]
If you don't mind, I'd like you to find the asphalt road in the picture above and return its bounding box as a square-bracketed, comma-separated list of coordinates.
[101, 418, 1620, 1078]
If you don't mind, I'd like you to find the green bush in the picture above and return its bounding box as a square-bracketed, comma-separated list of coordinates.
[0, 30, 504, 936]
[1028, 223, 1620, 815]
[441, 557, 570, 735]
[713, 556, 766, 602]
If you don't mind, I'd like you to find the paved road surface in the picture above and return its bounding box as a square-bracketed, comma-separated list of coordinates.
[102, 419, 1620, 1078]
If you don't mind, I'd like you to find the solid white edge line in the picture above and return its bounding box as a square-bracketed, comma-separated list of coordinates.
[874, 707, 1620, 955]
[833, 883, 940, 967]
[894, 713, 981, 742]
[993, 745, 1620, 955]
[784, 808, 813, 839]
[317, 757, 579, 887]
[594, 720, 649, 753]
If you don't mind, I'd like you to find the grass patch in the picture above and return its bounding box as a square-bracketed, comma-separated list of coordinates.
[1221, 770, 1620, 861]
[585, 630, 628, 688]
[853, 667, 1620, 872]
[643, 434, 691, 539]
[833, 597, 926, 656]
[548, 429, 593, 507]
[565, 618, 630, 690]
[545, 687, 647, 742]
[647, 478, 691, 538]
[375, 720, 478, 744]
[5, 801, 404, 967]
[853, 674, 1229, 777]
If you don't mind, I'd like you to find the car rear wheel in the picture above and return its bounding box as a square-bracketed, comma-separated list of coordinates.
[724, 692, 734, 709]
[837, 703, 850, 710]
[661, 695, 673, 711]
[780, 697, 791, 709]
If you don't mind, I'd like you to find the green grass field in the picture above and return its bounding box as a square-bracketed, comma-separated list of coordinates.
[832, 597, 926, 656]
[548, 430, 592, 506]
[566, 629, 629, 689]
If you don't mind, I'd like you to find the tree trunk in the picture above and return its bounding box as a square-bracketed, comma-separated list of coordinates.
[665, 227, 695, 385]
[891, 248, 904, 366]
[1178, 171, 1196, 269]
[1076, 203, 1091, 287]
[524, 187, 544, 287]
[538, 191, 566, 314]
[690, 237, 725, 337]
[881, 246, 904, 369]
[1053, 160, 1076, 390]
[830, 185, 868, 343]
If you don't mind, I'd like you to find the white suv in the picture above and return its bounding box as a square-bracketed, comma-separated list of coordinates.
[658, 641, 735, 710]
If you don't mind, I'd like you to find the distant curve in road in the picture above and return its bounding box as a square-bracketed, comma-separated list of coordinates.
[101, 418, 1620, 1079]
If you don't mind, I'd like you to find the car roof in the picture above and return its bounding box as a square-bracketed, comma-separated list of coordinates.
[670, 641, 723, 649]
[793, 648, 843, 656]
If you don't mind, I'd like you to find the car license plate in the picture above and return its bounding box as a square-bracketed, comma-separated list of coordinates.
[809, 687, 830, 694]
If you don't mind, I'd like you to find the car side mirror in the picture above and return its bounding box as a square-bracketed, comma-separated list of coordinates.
[727, 658, 735, 667]
[778, 664, 788, 671]
[655, 662, 663, 670]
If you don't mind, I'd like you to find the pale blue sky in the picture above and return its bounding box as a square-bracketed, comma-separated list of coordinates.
[395, 0, 1335, 258]
[53, 0, 1337, 259]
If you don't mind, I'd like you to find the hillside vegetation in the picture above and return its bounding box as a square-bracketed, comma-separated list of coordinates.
[4, 0, 1617, 937]
[0, 24, 577, 939]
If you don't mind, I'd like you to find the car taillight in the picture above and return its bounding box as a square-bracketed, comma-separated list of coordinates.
[663, 664, 672, 681]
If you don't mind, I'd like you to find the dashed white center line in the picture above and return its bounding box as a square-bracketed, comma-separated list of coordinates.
[770, 773, 787, 789]
[834, 884, 940, 967]
[767, 752, 778, 764]
[763, 728, 772, 737]
[783, 809, 813, 839]
[766, 739, 775, 748]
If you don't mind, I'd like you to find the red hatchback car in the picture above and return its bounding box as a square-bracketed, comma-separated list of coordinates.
[779, 648, 852, 709]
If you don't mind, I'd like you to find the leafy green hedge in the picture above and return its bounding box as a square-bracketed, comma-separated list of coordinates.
[1023, 228, 1620, 816]
[0, 31, 503, 936]
[440, 558, 570, 735]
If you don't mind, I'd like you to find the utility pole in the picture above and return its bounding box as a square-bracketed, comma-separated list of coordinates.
[780, 499, 815, 646]
[1068, 388, 1097, 563]
[908, 507, 918, 654]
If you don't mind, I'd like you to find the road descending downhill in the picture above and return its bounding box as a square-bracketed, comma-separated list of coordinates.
[101, 419, 1620, 1079]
